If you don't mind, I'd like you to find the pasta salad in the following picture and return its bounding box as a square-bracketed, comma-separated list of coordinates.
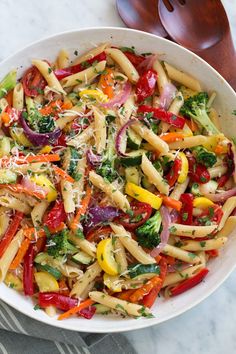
[0, 42, 235, 320]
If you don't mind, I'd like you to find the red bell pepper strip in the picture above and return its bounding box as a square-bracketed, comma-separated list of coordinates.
[165, 158, 182, 187]
[138, 105, 186, 129]
[38, 292, 78, 311]
[23, 244, 35, 296]
[122, 51, 145, 68]
[188, 156, 210, 184]
[22, 66, 47, 97]
[142, 258, 167, 308]
[79, 305, 96, 319]
[54, 52, 106, 80]
[170, 268, 209, 296]
[136, 69, 157, 103]
[116, 201, 152, 230]
[0, 211, 24, 258]
[179, 193, 194, 225]
[43, 200, 66, 231]
[194, 204, 223, 226]
[206, 249, 219, 258]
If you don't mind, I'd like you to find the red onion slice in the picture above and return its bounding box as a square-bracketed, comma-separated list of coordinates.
[83, 206, 119, 233]
[21, 176, 48, 198]
[137, 54, 158, 73]
[206, 187, 236, 202]
[86, 149, 102, 167]
[19, 112, 61, 146]
[115, 119, 137, 156]
[159, 83, 177, 110]
[100, 81, 132, 109]
[150, 206, 171, 257]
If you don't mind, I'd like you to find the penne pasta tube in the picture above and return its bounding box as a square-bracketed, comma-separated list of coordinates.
[68, 235, 96, 257]
[168, 135, 208, 149]
[67, 123, 94, 148]
[72, 42, 109, 65]
[162, 264, 203, 287]
[0, 194, 31, 214]
[164, 62, 202, 91]
[60, 61, 106, 88]
[57, 49, 70, 69]
[163, 244, 201, 264]
[169, 178, 190, 201]
[168, 91, 184, 114]
[215, 216, 236, 238]
[118, 93, 136, 124]
[0, 229, 24, 282]
[45, 306, 57, 318]
[105, 48, 139, 83]
[110, 223, 156, 264]
[92, 106, 106, 154]
[32, 59, 66, 95]
[170, 223, 217, 238]
[89, 291, 151, 317]
[89, 171, 130, 212]
[0, 213, 10, 239]
[180, 237, 227, 251]
[31, 200, 49, 227]
[61, 180, 75, 213]
[218, 197, 236, 231]
[132, 122, 169, 154]
[209, 107, 221, 132]
[13, 82, 24, 110]
[70, 261, 102, 298]
[153, 59, 168, 94]
[141, 154, 169, 195]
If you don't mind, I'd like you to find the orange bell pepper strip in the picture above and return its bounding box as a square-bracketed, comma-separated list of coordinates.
[0, 184, 47, 200]
[160, 132, 185, 143]
[129, 276, 162, 303]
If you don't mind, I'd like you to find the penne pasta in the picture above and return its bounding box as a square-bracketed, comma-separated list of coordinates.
[70, 261, 101, 298]
[168, 135, 208, 149]
[164, 62, 202, 91]
[180, 237, 227, 251]
[141, 154, 169, 195]
[13, 82, 24, 110]
[169, 223, 217, 238]
[163, 244, 201, 264]
[92, 106, 106, 154]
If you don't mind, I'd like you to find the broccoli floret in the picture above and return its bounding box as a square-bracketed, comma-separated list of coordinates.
[47, 230, 77, 258]
[96, 159, 117, 182]
[26, 108, 55, 133]
[136, 211, 162, 249]
[192, 145, 217, 168]
[180, 92, 220, 135]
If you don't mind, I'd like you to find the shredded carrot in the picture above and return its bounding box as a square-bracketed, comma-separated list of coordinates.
[61, 101, 73, 110]
[129, 276, 162, 303]
[0, 184, 47, 200]
[99, 68, 114, 99]
[160, 132, 185, 143]
[162, 196, 182, 211]
[214, 144, 227, 155]
[5, 90, 13, 106]
[19, 154, 60, 164]
[9, 238, 31, 270]
[52, 165, 75, 183]
[39, 99, 63, 115]
[1, 112, 10, 125]
[70, 185, 92, 231]
[186, 119, 198, 132]
[117, 289, 136, 301]
[58, 299, 95, 320]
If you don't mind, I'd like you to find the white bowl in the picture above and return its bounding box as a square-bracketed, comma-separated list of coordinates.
[0, 27, 236, 333]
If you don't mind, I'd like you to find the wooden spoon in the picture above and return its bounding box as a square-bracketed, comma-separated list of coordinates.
[116, 0, 168, 38]
[158, 0, 236, 90]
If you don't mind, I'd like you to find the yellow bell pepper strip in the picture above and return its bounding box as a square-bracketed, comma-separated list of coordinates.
[30, 174, 57, 202]
[97, 238, 119, 275]
[79, 89, 108, 103]
[177, 152, 189, 184]
[125, 182, 162, 210]
[193, 197, 214, 209]
[39, 145, 52, 154]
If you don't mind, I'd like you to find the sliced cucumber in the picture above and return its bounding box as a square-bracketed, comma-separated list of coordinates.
[127, 129, 142, 150]
[128, 263, 160, 279]
[119, 149, 147, 167]
[125, 166, 140, 185]
[199, 180, 218, 195]
[35, 263, 62, 280]
[34, 252, 51, 264]
[72, 251, 93, 265]
[94, 304, 111, 314]
[0, 169, 17, 184]
[141, 176, 153, 190]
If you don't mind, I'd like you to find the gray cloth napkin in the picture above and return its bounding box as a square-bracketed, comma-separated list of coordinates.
[0, 300, 136, 354]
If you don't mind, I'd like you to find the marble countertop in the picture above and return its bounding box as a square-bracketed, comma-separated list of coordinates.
[0, 1, 236, 353]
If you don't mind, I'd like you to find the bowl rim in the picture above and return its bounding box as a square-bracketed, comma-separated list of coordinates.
[0, 26, 236, 333]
